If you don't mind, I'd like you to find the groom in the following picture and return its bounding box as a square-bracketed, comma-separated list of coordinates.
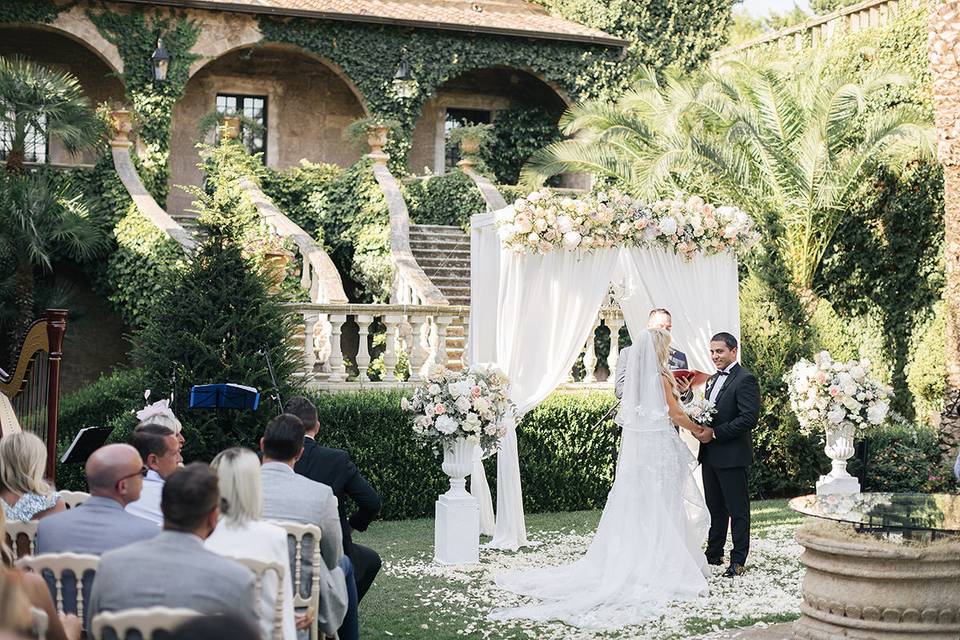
[696, 332, 760, 578]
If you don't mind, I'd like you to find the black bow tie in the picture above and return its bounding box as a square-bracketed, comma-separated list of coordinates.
[717, 370, 730, 376]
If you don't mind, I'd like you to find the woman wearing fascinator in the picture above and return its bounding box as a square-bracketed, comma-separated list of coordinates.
[136, 390, 185, 449]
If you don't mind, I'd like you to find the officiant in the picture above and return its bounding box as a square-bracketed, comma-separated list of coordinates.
[615, 308, 692, 401]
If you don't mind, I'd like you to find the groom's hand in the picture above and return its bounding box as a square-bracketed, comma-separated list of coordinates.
[697, 427, 715, 443]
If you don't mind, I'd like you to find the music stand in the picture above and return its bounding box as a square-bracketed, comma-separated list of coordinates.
[59, 426, 115, 465]
[189, 383, 260, 411]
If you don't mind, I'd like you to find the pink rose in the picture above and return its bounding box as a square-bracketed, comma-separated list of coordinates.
[471, 386, 482, 398]
[435, 404, 446, 415]
[634, 219, 648, 230]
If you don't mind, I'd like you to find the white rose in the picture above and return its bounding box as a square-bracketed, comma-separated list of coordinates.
[473, 397, 490, 414]
[849, 365, 866, 381]
[562, 231, 582, 249]
[455, 395, 472, 414]
[867, 401, 888, 425]
[557, 215, 574, 233]
[466, 435, 480, 447]
[658, 217, 678, 236]
[435, 415, 458, 434]
[514, 215, 533, 234]
[827, 406, 846, 425]
[464, 412, 482, 429]
[428, 383, 441, 396]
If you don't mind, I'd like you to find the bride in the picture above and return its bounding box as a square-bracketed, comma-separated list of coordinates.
[489, 328, 711, 629]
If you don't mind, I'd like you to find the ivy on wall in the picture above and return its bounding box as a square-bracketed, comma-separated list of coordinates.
[0, 0, 63, 24]
[257, 17, 621, 164]
[86, 7, 200, 205]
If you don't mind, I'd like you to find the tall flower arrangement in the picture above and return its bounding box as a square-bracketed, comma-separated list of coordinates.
[495, 190, 759, 258]
[403, 366, 514, 454]
[785, 351, 892, 435]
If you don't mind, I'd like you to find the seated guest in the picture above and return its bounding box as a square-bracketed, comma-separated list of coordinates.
[171, 614, 261, 640]
[2, 502, 81, 640]
[0, 432, 65, 522]
[136, 395, 186, 450]
[286, 396, 383, 601]
[205, 448, 298, 640]
[259, 415, 357, 640]
[88, 464, 257, 624]
[125, 424, 182, 525]
[38, 444, 158, 554]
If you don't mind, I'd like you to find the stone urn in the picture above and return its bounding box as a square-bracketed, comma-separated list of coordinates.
[459, 135, 481, 156]
[110, 109, 133, 147]
[262, 247, 294, 293]
[441, 436, 475, 498]
[222, 115, 241, 140]
[816, 422, 860, 495]
[365, 124, 390, 166]
[793, 520, 960, 639]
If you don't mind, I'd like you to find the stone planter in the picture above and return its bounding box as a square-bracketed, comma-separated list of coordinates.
[222, 115, 241, 140]
[441, 436, 475, 498]
[262, 248, 294, 293]
[435, 436, 480, 564]
[110, 109, 133, 147]
[793, 520, 960, 639]
[816, 422, 860, 495]
[459, 136, 481, 156]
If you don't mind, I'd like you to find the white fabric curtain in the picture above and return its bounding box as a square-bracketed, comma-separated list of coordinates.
[488, 248, 620, 549]
[616, 247, 740, 371]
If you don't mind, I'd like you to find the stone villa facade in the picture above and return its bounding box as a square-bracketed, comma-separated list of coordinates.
[0, 0, 623, 215]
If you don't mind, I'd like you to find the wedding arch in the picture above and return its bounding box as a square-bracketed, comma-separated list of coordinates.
[467, 190, 755, 550]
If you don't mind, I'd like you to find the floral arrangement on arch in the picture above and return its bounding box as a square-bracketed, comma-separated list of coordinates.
[784, 351, 892, 436]
[403, 365, 514, 454]
[495, 190, 760, 258]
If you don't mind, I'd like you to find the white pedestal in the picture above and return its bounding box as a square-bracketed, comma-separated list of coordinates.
[816, 473, 860, 496]
[434, 490, 479, 565]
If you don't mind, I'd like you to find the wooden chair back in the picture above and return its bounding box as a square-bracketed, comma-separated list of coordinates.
[4, 519, 38, 559]
[59, 491, 90, 510]
[90, 606, 202, 640]
[17, 552, 100, 619]
[267, 520, 323, 640]
[222, 555, 286, 640]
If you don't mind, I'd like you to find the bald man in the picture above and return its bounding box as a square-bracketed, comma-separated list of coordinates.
[37, 444, 159, 555]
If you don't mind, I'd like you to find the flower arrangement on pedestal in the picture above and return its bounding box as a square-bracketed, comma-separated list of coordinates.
[403, 365, 514, 461]
[785, 351, 892, 495]
[495, 190, 759, 258]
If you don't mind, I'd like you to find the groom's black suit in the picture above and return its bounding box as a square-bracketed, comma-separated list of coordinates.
[698, 363, 760, 566]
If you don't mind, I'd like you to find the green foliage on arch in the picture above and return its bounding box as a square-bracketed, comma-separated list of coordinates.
[0, 0, 63, 24]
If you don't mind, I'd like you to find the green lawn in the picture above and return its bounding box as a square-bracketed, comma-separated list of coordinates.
[354, 500, 804, 639]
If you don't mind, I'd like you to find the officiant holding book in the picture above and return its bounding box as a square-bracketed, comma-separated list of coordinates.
[615, 308, 691, 400]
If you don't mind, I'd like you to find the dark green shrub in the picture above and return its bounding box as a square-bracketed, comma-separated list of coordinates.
[853, 423, 957, 493]
[481, 106, 561, 185]
[906, 301, 946, 424]
[402, 172, 485, 228]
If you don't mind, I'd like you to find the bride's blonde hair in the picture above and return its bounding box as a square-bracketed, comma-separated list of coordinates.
[648, 328, 679, 400]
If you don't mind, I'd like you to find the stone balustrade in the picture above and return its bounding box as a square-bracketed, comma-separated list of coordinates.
[714, 0, 921, 61]
[288, 302, 625, 391]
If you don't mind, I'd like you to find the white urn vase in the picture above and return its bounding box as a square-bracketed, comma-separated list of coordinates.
[816, 421, 860, 496]
[434, 436, 480, 564]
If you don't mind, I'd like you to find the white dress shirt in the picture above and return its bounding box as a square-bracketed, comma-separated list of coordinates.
[708, 364, 735, 403]
[205, 519, 297, 640]
[125, 470, 164, 525]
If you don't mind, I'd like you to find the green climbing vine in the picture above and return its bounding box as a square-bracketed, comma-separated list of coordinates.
[86, 6, 200, 206]
[0, 0, 63, 24]
[257, 18, 621, 164]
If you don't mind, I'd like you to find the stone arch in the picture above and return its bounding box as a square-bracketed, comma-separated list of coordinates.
[168, 42, 370, 216]
[408, 65, 571, 176]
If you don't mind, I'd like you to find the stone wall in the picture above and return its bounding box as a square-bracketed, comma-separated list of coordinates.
[0, 26, 125, 165]
[168, 45, 367, 216]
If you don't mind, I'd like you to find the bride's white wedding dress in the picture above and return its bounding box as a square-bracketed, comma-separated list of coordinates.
[489, 330, 711, 629]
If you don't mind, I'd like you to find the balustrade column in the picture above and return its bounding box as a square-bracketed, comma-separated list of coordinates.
[355, 314, 374, 382]
[407, 313, 428, 382]
[583, 319, 600, 384]
[605, 316, 624, 381]
[328, 314, 348, 382]
[383, 314, 404, 382]
[460, 314, 470, 369]
[301, 311, 318, 375]
[434, 315, 453, 370]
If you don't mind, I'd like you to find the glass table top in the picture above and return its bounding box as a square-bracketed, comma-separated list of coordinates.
[789, 493, 960, 535]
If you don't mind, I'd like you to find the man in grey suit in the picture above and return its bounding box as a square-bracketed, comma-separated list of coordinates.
[88, 463, 257, 625]
[615, 308, 692, 399]
[259, 414, 358, 640]
[37, 444, 158, 554]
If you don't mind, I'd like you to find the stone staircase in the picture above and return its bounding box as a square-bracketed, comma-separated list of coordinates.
[409, 224, 470, 368]
[171, 214, 206, 243]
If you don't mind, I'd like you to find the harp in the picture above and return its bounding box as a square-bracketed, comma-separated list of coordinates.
[0, 309, 67, 482]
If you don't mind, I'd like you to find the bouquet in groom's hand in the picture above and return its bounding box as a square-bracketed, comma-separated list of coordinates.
[683, 394, 717, 426]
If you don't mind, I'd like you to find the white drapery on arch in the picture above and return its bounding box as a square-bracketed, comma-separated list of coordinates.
[468, 210, 741, 550]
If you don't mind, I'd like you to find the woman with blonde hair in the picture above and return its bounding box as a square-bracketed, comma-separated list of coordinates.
[1, 499, 81, 640]
[204, 448, 297, 640]
[0, 432, 64, 522]
[491, 328, 711, 629]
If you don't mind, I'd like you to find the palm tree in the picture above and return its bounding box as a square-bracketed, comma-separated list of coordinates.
[523, 56, 934, 293]
[927, 0, 960, 462]
[0, 55, 102, 173]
